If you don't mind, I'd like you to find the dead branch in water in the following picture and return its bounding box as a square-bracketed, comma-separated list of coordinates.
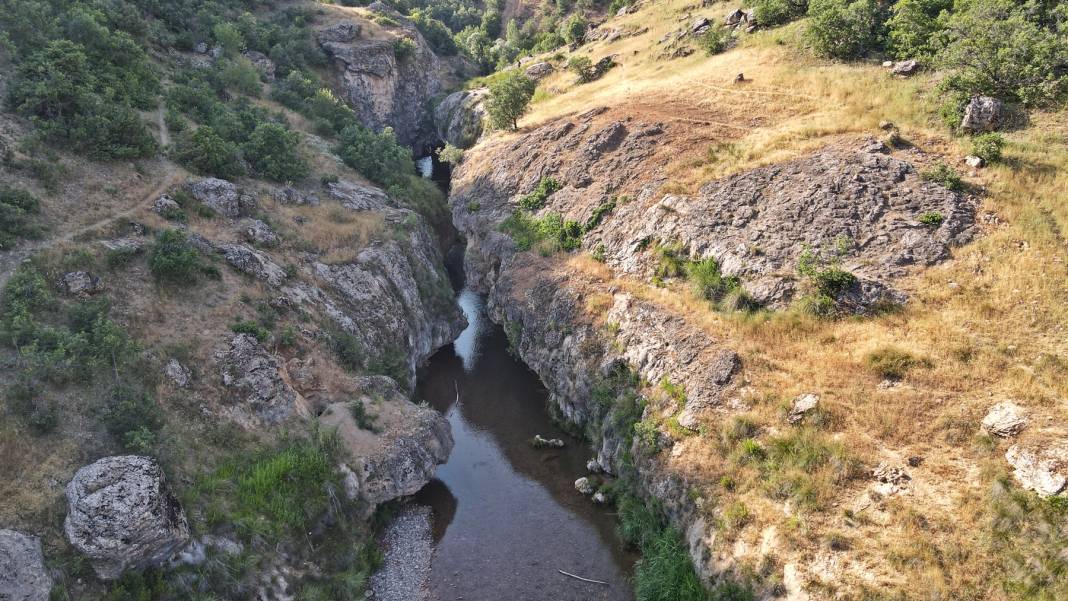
[557, 569, 608, 585]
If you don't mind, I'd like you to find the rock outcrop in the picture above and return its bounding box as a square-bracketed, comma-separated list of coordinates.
[318, 14, 457, 150]
[982, 401, 1029, 437]
[215, 334, 304, 426]
[186, 178, 255, 218]
[0, 529, 52, 601]
[64, 456, 190, 580]
[216, 243, 288, 287]
[452, 115, 976, 312]
[59, 271, 104, 297]
[1006, 441, 1068, 497]
[240, 219, 280, 247]
[278, 180, 465, 389]
[960, 96, 1004, 132]
[322, 377, 452, 510]
[433, 89, 488, 149]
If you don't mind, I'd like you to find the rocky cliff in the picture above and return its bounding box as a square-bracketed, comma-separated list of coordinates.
[449, 107, 980, 595]
[318, 4, 469, 152]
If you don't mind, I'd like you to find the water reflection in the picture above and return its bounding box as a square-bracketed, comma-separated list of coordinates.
[416, 288, 635, 601]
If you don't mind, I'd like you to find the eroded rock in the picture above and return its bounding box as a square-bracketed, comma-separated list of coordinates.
[240, 219, 280, 247]
[0, 529, 53, 601]
[433, 89, 488, 149]
[960, 96, 1004, 132]
[59, 271, 104, 297]
[64, 456, 190, 580]
[187, 178, 254, 218]
[215, 334, 301, 425]
[982, 401, 1028, 437]
[575, 477, 594, 495]
[1006, 441, 1068, 497]
[787, 393, 820, 425]
[216, 243, 288, 286]
[163, 359, 192, 388]
[322, 377, 452, 510]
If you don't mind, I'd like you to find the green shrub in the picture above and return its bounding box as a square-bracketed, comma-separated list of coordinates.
[336, 125, 413, 187]
[567, 56, 596, 83]
[486, 71, 535, 130]
[722, 501, 752, 530]
[923, 163, 964, 191]
[752, 0, 808, 27]
[231, 319, 270, 342]
[104, 386, 164, 453]
[270, 70, 319, 110]
[102, 569, 167, 601]
[971, 132, 1004, 163]
[918, 211, 944, 226]
[805, 0, 883, 60]
[698, 24, 732, 55]
[244, 123, 309, 182]
[584, 199, 617, 232]
[886, 0, 952, 60]
[410, 11, 458, 55]
[218, 57, 262, 97]
[686, 258, 741, 303]
[148, 230, 205, 285]
[348, 400, 379, 432]
[436, 143, 464, 165]
[560, 14, 588, 45]
[330, 329, 365, 371]
[171, 127, 244, 179]
[5, 380, 58, 435]
[499, 211, 583, 253]
[392, 37, 416, 61]
[517, 177, 561, 211]
[653, 243, 688, 279]
[0, 186, 43, 250]
[865, 345, 919, 379]
[937, 0, 1068, 107]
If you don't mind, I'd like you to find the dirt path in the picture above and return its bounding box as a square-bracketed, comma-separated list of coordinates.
[0, 107, 179, 289]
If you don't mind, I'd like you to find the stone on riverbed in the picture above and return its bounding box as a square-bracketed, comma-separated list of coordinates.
[532, 434, 565, 448]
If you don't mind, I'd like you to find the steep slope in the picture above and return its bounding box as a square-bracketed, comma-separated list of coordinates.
[448, 0, 1068, 598]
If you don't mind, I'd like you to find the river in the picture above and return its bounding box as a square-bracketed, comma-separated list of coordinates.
[414, 287, 635, 600]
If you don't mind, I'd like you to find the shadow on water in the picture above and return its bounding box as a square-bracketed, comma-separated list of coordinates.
[414, 290, 636, 601]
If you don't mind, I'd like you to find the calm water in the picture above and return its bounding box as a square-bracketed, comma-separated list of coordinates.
[414, 290, 635, 601]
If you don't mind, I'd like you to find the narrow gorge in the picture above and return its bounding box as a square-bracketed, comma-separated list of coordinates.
[2, 0, 1067, 600]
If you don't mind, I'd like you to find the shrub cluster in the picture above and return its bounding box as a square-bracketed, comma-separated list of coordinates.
[0, 186, 44, 250]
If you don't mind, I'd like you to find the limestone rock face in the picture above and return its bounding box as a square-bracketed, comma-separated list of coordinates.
[289, 181, 465, 389]
[0, 529, 53, 601]
[1006, 441, 1068, 497]
[59, 271, 104, 297]
[240, 219, 280, 247]
[318, 17, 449, 149]
[242, 50, 275, 81]
[524, 62, 554, 81]
[452, 117, 975, 313]
[215, 334, 302, 426]
[163, 359, 192, 388]
[187, 178, 255, 218]
[960, 96, 1004, 132]
[152, 194, 181, 215]
[981, 402, 1029, 437]
[64, 456, 190, 580]
[433, 89, 488, 149]
[322, 377, 452, 510]
[215, 243, 288, 287]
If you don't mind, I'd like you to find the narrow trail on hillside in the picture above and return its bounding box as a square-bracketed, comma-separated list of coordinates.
[0, 109, 180, 288]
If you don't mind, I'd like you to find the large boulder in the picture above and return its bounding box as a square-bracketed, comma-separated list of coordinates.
[64, 456, 190, 580]
[324, 377, 452, 511]
[960, 96, 1004, 132]
[981, 401, 1028, 437]
[1006, 441, 1068, 497]
[0, 530, 53, 601]
[58, 271, 104, 297]
[433, 89, 488, 149]
[215, 334, 302, 425]
[186, 178, 255, 218]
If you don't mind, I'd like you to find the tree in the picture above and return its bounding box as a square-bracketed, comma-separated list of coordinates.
[335, 125, 413, 187]
[170, 126, 244, 179]
[560, 14, 588, 45]
[486, 71, 535, 131]
[752, 0, 809, 27]
[244, 123, 309, 182]
[886, 0, 952, 60]
[937, 0, 1068, 106]
[213, 23, 244, 56]
[804, 0, 883, 60]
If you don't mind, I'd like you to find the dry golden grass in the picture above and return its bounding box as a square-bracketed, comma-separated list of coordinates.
[512, 2, 1068, 596]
